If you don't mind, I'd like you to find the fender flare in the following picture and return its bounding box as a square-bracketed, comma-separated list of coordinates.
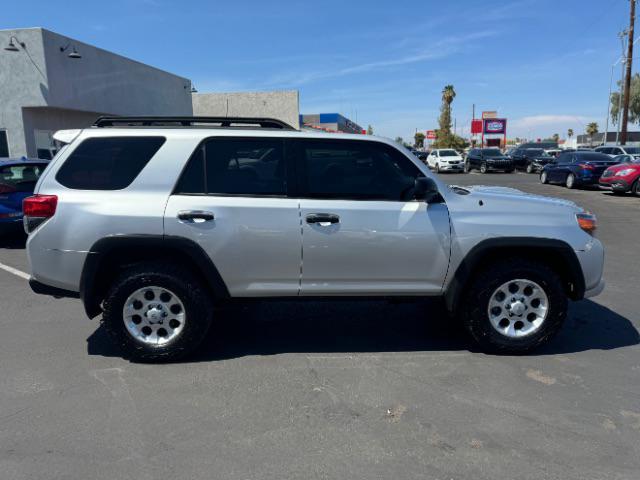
[80, 235, 230, 318]
[443, 237, 586, 314]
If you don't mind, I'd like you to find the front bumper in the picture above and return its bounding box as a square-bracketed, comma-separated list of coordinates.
[439, 163, 464, 171]
[585, 278, 605, 298]
[599, 178, 631, 192]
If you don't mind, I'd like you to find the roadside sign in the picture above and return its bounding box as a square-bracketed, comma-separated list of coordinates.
[426, 130, 436, 140]
[483, 118, 507, 134]
[471, 119, 483, 134]
[482, 111, 497, 119]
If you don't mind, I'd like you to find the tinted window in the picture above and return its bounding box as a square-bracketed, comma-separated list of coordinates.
[439, 150, 458, 157]
[624, 147, 640, 154]
[0, 163, 47, 192]
[482, 149, 502, 156]
[577, 153, 613, 162]
[295, 140, 422, 201]
[525, 149, 544, 156]
[56, 137, 165, 190]
[175, 138, 286, 196]
[0, 131, 9, 157]
[556, 154, 571, 164]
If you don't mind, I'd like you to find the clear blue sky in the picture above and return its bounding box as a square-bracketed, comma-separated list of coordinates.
[3, 0, 633, 141]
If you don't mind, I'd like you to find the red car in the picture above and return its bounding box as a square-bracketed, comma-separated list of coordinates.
[599, 154, 640, 196]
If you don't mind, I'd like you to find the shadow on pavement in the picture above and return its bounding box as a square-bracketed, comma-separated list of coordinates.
[87, 298, 639, 362]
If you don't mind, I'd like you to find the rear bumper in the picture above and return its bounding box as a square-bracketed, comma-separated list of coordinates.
[29, 278, 80, 299]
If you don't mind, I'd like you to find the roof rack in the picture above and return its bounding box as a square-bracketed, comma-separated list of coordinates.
[93, 116, 296, 130]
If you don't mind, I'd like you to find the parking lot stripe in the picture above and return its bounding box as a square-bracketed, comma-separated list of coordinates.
[0, 262, 30, 280]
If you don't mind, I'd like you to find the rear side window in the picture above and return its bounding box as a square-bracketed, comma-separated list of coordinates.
[0, 164, 48, 192]
[174, 138, 286, 196]
[56, 137, 165, 190]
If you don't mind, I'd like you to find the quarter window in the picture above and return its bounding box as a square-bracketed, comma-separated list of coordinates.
[174, 138, 286, 196]
[294, 140, 423, 201]
[56, 137, 165, 190]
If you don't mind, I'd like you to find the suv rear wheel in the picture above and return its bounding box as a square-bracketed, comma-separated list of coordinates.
[101, 263, 213, 362]
[460, 258, 567, 354]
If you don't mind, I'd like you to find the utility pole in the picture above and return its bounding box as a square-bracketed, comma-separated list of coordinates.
[621, 0, 636, 145]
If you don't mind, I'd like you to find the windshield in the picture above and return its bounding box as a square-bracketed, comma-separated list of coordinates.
[0, 164, 47, 192]
[439, 150, 458, 157]
[482, 149, 502, 156]
[526, 149, 545, 156]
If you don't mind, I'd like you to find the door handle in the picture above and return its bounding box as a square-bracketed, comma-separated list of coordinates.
[306, 213, 340, 225]
[178, 210, 215, 221]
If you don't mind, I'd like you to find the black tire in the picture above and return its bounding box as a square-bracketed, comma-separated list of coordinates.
[101, 262, 213, 362]
[565, 173, 576, 189]
[632, 179, 640, 197]
[480, 162, 488, 174]
[505, 168, 515, 174]
[436, 163, 441, 173]
[464, 161, 471, 173]
[526, 163, 534, 174]
[459, 258, 568, 354]
[540, 171, 549, 184]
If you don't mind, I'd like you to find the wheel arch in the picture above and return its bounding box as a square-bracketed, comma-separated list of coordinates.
[444, 237, 586, 315]
[80, 235, 230, 319]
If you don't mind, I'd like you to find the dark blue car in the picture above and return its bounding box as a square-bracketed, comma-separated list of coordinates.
[0, 158, 50, 233]
[540, 151, 618, 189]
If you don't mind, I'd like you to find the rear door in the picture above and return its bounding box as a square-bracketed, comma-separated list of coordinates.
[291, 138, 451, 295]
[164, 137, 302, 297]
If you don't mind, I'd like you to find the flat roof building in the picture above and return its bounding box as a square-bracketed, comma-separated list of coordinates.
[0, 28, 195, 158]
[300, 113, 363, 134]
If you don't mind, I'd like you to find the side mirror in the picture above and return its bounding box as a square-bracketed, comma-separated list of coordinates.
[414, 177, 441, 203]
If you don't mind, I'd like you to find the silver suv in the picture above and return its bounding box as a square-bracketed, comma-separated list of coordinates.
[24, 116, 605, 361]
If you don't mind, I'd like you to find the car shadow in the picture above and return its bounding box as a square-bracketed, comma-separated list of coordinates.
[86, 298, 639, 362]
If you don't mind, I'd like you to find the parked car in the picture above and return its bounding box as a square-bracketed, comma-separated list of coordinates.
[544, 149, 562, 158]
[540, 151, 619, 189]
[599, 154, 640, 195]
[426, 149, 464, 172]
[511, 148, 554, 173]
[0, 158, 49, 233]
[25, 116, 604, 361]
[593, 145, 640, 157]
[464, 148, 514, 173]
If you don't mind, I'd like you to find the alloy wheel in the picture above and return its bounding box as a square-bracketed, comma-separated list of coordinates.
[487, 279, 549, 338]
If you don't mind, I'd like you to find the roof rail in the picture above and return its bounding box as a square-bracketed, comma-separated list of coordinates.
[93, 116, 296, 130]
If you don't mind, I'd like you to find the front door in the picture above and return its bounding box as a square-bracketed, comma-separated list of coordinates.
[164, 137, 301, 297]
[290, 138, 451, 295]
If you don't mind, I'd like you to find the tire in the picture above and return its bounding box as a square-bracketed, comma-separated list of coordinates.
[540, 171, 549, 184]
[526, 163, 534, 174]
[464, 161, 471, 173]
[632, 179, 640, 197]
[101, 262, 213, 362]
[506, 168, 515, 174]
[565, 173, 576, 189]
[480, 162, 488, 174]
[436, 163, 441, 173]
[459, 258, 568, 354]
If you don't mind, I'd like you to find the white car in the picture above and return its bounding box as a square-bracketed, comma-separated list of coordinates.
[426, 149, 464, 172]
[593, 145, 640, 157]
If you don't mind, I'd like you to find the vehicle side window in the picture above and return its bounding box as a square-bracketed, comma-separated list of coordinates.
[556, 154, 570, 164]
[174, 137, 286, 196]
[294, 140, 423, 201]
[612, 148, 623, 155]
[0, 164, 47, 192]
[56, 137, 165, 190]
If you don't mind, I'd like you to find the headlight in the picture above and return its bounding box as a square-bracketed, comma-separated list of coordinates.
[576, 212, 597, 235]
[615, 168, 634, 176]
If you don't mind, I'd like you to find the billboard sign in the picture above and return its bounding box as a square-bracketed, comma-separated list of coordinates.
[482, 111, 497, 119]
[426, 130, 436, 140]
[471, 119, 483, 134]
[483, 118, 507, 134]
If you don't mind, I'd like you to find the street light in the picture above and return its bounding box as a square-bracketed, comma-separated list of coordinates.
[59, 43, 82, 59]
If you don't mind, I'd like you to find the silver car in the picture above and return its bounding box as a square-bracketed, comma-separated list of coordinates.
[24, 116, 605, 361]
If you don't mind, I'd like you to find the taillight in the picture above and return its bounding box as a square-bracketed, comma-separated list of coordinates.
[23, 195, 57, 217]
[578, 163, 595, 170]
[576, 212, 597, 235]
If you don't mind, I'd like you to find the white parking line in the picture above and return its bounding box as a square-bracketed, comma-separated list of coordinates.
[0, 262, 29, 280]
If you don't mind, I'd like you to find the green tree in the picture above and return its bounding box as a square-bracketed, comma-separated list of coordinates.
[552, 133, 560, 143]
[567, 128, 574, 138]
[434, 85, 457, 148]
[610, 73, 640, 125]
[414, 132, 426, 148]
[367, 125, 374, 135]
[394, 136, 404, 144]
[586, 122, 599, 146]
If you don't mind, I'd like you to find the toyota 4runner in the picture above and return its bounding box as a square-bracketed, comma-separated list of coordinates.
[24, 116, 605, 361]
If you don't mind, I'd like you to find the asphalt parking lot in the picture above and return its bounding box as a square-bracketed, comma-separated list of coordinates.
[1, 172, 639, 480]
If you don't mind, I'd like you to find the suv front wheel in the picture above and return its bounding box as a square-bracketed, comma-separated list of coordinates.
[101, 262, 213, 362]
[460, 258, 567, 354]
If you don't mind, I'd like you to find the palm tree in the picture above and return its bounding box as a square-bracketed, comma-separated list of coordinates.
[567, 128, 574, 138]
[552, 133, 560, 143]
[585, 122, 599, 147]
